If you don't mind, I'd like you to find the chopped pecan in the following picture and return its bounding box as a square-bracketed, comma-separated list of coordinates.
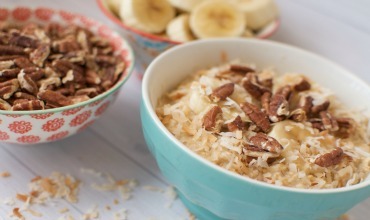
[0, 60, 14, 70]
[335, 117, 355, 138]
[203, 106, 223, 132]
[229, 64, 255, 73]
[52, 35, 80, 53]
[52, 60, 84, 77]
[0, 68, 20, 78]
[14, 57, 34, 68]
[314, 147, 344, 167]
[0, 55, 25, 61]
[210, 83, 234, 102]
[86, 70, 101, 85]
[226, 115, 246, 132]
[70, 95, 90, 104]
[243, 133, 283, 158]
[269, 94, 290, 122]
[289, 108, 307, 122]
[95, 55, 117, 67]
[0, 79, 19, 99]
[320, 111, 339, 131]
[14, 92, 36, 100]
[241, 102, 270, 132]
[75, 88, 98, 97]
[257, 71, 273, 89]
[23, 67, 45, 81]
[261, 92, 271, 113]
[38, 90, 73, 107]
[9, 33, 39, 48]
[30, 44, 50, 67]
[293, 78, 311, 91]
[242, 73, 270, 99]
[309, 118, 324, 131]
[311, 101, 330, 115]
[18, 70, 38, 95]
[12, 99, 44, 111]
[276, 85, 292, 101]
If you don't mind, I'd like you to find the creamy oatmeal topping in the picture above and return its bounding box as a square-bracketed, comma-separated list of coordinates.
[156, 62, 370, 189]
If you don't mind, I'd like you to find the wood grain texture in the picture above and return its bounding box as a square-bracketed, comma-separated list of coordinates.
[0, 0, 369, 219]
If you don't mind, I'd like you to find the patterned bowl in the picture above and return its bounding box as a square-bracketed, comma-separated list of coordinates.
[0, 7, 134, 144]
[97, 0, 280, 75]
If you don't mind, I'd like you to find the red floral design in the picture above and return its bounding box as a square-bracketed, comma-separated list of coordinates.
[6, 114, 22, 118]
[42, 118, 65, 132]
[0, 131, 9, 140]
[80, 15, 97, 27]
[8, 121, 32, 134]
[0, 8, 9, 21]
[12, 7, 32, 21]
[59, 10, 76, 22]
[95, 102, 110, 116]
[62, 106, 83, 116]
[77, 120, 95, 133]
[30, 113, 54, 119]
[70, 110, 92, 127]
[89, 100, 103, 107]
[46, 131, 69, 141]
[111, 36, 122, 50]
[35, 8, 54, 21]
[17, 135, 40, 144]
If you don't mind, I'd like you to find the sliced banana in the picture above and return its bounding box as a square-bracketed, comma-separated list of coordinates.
[189, 0, 246, 39]
[268, 120, 314, 143]
[119, 0, 175, 33]
[168, 0, 207, 12]
[166, 14, 195, 42]
[106, 0, 123, 16]
[231, 0, 278, 30]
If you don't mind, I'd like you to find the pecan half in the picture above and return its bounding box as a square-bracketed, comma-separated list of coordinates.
[226, 115, 246, 132]
[298, 95, 313, 115]
[30, 44, 50, 67]
[293, 78, 311, 91]
[261, 92, 271, 113]
[75, 88, 98, 97]
[9, 33, 39, 48]
[309, 118, 324, 131]
[86, 70, 101, 85]
[320, 111, 339, 131]
[14, 57, 34, 68]
[0, 45, 27, 55]
[311, 101, 330, 115]
[0, 68, 20, 78]
[203, 106, 223, 132]
[276, 85, 292, 101]
[242, 133, 283, 158]
[0, 79, 19, 99]
[269, 94, 290, 123]
[335, 117, 355, 138]
[12, 100, 44, 111]
[18, 70, 38, 95]
[14, 92, 36, 100]
[241, 102, 270, 132]
[229, 64, 255, 73]
[210, 83, 234, 102]
[242, 73, 270, 99]
[38, 90, 73, 107]
[314, 147, 344, 167]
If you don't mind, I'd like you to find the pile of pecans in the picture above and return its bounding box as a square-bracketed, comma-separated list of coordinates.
[202, 64, 355, 167]
[0, 22, 125, 111]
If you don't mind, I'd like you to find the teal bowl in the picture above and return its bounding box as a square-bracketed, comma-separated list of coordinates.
[140, 39, 370, 220]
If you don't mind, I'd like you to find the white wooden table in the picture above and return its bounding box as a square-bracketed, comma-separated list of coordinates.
[0, 0, 369, 219]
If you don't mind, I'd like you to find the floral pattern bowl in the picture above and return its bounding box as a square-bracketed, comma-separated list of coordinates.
[0, 7, 134, 144]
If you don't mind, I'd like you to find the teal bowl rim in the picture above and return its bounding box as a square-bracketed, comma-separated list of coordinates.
[142, 38, 370, 194]
[0, 7, 135, 115]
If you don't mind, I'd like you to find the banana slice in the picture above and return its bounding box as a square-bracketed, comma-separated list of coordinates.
[168, 0, 207, 12]
[189, 0, 246, 39]
[166, 14, 195, 42]
[106, 0, 122, 16]
[119, 0, 176, 33]
[268, 120, 314, 143]
[231, 0, 278, 30]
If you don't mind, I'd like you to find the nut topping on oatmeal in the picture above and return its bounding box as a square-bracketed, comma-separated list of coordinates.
[311, 100, 330, 115]
[298, 95, 314, 115]
[320, 111, 339, 131]
[241, 102, 270, 132]
[250, 133, 283, 154]
[226, 115, 246, 132]
[242, 73, 270, 99]
[229, 64, 255, 74]
[268, 94, 290, 122]
[315, 147, 344, 167]
[293, 78, 311, 91]
[203, 106, 223, 132]
[289, 108, 307, 122]
[210, 83, 234, 102]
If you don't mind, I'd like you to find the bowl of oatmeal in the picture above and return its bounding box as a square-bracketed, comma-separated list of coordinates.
[141, 39, 370, 219]
[0, 7, 134, 144]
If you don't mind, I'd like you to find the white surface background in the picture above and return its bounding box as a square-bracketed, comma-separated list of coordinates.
[0, 0, 369, 219]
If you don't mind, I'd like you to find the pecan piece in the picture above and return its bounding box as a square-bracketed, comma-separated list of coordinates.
[14, 92, 36, 100]
[309, 118, 324, 131]
[75, 88, 98, 98]
[0, 68, 20, 78]
[226, 115, 246, 132]
[229, 64, 255, 73]
[311, 101, 330, 115]
[261, 92, 271, 113]
[12, 100, 44, 111]
[0, 60, 14, 70]
[210, 83, 234, 102]
[241, 102, 270, 132]
[30, 44, 50, 67]
[0, 98, 11, 110]
[276, 85, 292, 101]
[243, 133, 283, 158]
[0, 79, 19, 99]
[298, 95, 313, 115]
[70, 95, 90, 104]
[294, 78, 311, 91]
[86, 70, 101, 85]
[203, 106, 223, 132]
[14, 57, 34, 68]
[269, 94, 290, 123]
[335, 117, 355, 138]
[315, 147, 344, 167]
[18, 70, 38, 95]
[289, 108, 307, 122]
[0, 45, 27, 55]
[242, 73, 270, 99]
[320, 111, 339, 131]
[38, 90, 73, 107]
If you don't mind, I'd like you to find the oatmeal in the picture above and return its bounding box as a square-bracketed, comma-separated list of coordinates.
[156, 62, 370, 189]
